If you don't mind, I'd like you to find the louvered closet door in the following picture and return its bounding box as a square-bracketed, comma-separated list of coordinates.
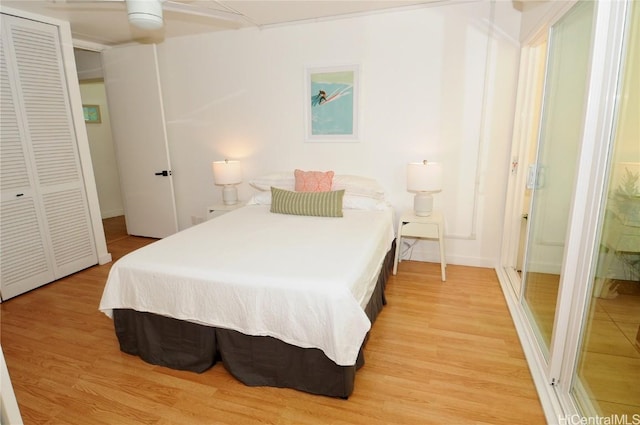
[0, 15, 97, 299]
[0, 30, 56, 299]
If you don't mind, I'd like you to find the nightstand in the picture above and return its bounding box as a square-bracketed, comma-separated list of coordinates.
[393, 210, 446, 281]
[207, 202, 245, 220]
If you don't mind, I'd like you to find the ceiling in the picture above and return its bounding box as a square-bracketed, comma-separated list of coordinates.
[0, 0, 469, 47]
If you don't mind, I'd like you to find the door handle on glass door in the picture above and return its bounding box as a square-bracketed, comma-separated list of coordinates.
[526, 164, 544, 189]
[154, 170, 172, 176]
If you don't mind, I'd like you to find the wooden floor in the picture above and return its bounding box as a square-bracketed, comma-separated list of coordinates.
[1, 217, 546, 424]
[524, 271, 640, 416]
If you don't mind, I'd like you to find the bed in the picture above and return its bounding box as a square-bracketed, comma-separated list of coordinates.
[99, 172, 395, 398]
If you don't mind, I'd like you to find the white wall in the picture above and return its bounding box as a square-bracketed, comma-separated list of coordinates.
[79, 82, 125, 219]
[156, 2, 521, 267]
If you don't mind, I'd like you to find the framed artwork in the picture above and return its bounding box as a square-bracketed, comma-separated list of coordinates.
[305, 65, 359, 141]
[83, 105, 101, 123]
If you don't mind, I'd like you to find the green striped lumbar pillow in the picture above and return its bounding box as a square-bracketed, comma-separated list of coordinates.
[270, 187, 344, 217]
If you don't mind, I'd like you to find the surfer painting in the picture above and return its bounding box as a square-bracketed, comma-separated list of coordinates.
[307, 66, 358, 139]
[312, 90, 327, 106]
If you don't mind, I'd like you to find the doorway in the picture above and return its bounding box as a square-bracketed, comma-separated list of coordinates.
[74, 48, 127, 244]
[75, 44, 179, 240]
[74, 48, 126, 235]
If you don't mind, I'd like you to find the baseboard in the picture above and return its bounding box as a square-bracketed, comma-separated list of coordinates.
[98, 253, 113, 265]
[101, 209, 125, 219]
[407, 247, 495, 268]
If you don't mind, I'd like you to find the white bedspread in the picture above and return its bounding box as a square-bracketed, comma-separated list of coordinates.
[99, 204, 395, 366]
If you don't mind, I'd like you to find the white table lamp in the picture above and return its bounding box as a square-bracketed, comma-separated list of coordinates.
[407, 160, 443, 216]
[212, 159, 242, 205]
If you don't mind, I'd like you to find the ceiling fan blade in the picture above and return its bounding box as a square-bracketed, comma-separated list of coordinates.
[50, 0, 125, 3]
[162, 1, 245, 23]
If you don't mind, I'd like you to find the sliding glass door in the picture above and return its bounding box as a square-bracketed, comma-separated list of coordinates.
[521, 0, 595, 359]
[572, 1, 640, 416]
[498, 0, 634, 420]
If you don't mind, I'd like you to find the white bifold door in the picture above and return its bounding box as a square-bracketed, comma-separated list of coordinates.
[0, 15, 97, 300]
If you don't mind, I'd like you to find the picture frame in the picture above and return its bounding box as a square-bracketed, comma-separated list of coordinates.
[83, 105, 101, 123]
[305, 65, 359, 142]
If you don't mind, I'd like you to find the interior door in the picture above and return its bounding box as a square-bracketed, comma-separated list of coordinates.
[1, 15, 98, 299]
[102, 44, 178, 238]
[0, 26, 55, 298]
[521, 0, 596, 359]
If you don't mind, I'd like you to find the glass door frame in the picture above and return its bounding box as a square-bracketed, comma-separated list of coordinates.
[553, 0, 633, 415]
[496, 0, 632, 420]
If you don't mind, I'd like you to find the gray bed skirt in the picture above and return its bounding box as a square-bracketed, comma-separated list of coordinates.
[112, 241, 395, 398]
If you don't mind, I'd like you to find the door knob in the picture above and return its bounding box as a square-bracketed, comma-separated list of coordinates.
[154, 170, 171, 176]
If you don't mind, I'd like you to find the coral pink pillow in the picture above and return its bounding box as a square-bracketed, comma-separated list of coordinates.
[294, 169, 335, 192]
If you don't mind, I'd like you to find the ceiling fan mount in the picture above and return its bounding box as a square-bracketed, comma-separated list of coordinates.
[125, 0, 249, 30]
[126, 0, 164, 30]
[55, 0, 248, 31]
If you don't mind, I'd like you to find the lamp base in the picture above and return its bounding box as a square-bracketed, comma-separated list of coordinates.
[222, 185, 238, 205]
[414, 192, 434, 216]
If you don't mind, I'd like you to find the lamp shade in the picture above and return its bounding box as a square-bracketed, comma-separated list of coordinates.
[407, 161, 443, 193]
[212, 160, 242, 185]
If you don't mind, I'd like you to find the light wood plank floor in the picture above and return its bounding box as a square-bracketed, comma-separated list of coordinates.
[525, 272, 640, 416]
[1, 218, 545, 424]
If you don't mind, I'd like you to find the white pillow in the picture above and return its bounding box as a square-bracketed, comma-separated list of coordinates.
[247, 191, 388, 211]
[332, 175, 385, 200]
[343, 195, 389, 210]
[249, 172, 294, 191]
[250, 172, 385, 200]
[246, 191, 273, 205]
